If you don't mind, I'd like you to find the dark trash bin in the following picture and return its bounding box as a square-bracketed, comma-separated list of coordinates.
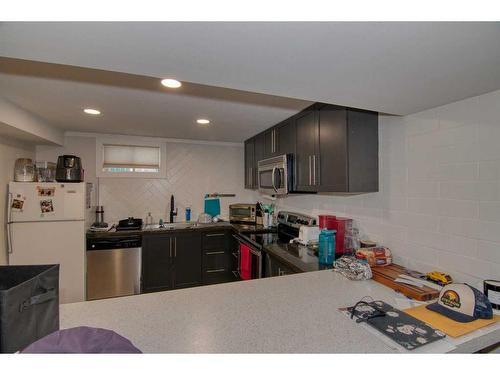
[0, 264, 59, 353]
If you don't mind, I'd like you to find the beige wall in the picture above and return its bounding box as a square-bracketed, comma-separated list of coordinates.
[0, 137, 35, 264]
[270, 89, 500, 288]
[36, 136, 257, 226]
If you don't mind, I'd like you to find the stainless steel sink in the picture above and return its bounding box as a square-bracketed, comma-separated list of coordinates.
[144, 222, 195, 231]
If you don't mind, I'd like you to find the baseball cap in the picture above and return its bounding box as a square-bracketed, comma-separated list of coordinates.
[426, 283, 493, 323]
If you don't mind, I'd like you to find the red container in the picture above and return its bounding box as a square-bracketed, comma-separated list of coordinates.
[332, 217, 353, 256]
[318, 215, 336, 230]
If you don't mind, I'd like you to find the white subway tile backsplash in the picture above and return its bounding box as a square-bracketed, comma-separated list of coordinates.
[435, 163, 478, 181]
[477, 240, 500, 264]
[477, 220, 500, 243]
[408, 182, 439, 198]
[479, 160, 500, 181]
[273, 90, 500, 283]
[479, 201, 500, 222]
[437, 199, 478, 219]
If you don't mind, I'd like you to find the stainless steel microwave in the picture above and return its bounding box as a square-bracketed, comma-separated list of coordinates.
[257, 154, 294, 195]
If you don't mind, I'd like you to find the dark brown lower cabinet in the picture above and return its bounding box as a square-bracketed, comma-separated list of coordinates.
[265, 253, 298, 277]
[172, 232, 202, 289]
[141, 234, 173, 293]
[141, 232, 202, 293]
[142, 229, 238, 293]
[202, 230, 239, 284]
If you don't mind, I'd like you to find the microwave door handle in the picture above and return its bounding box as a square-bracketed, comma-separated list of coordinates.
[271, 167, 278, 192]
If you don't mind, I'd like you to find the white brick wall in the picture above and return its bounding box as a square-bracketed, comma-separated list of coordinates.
[98, 142, 256, 224]
[272, 89, 500, 288]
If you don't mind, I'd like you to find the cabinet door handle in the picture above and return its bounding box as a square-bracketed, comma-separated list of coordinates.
[312, 155, 316, 186]
[206, 268, 226, 273]
[174, 237, 177, 258]
[169, 237, 172, 258]
[206, 251, 225, 255]
[308, 155, 312, 186]
[206, 233, 225, 237]
[316, 154, 320, 185]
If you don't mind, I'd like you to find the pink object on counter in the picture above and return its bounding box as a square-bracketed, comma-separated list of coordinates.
[239, 243, 252, 280]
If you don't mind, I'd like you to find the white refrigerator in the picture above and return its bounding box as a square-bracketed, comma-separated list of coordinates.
[7, 182, 87, 303]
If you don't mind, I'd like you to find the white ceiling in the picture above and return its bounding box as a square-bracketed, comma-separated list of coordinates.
[1, 22, 499, 115]
[0, 58, 311, 142]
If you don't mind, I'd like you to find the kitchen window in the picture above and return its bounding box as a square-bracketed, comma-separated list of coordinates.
[96, 137, 167, 178]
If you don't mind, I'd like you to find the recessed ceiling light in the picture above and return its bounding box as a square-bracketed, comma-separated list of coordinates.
[161, 78, 182, 88]
[196, 119, 210, 125]
[83, 108, 101, 115]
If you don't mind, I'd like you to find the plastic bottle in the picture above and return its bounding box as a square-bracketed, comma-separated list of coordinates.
[185, 207, 191, 222]
[318, 229, 336, 266]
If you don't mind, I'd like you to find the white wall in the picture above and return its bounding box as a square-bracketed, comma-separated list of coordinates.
[0, 137, 35, 264]
[270, 89, 500, 288]
[36, 135, 256, 225]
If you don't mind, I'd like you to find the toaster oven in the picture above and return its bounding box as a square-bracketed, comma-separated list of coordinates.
[229, 204, 257, 224]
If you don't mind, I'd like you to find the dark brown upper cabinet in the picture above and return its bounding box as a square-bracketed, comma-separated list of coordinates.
[245, 102, 378, 193]
[295, 108, 319, 192]
[311, 104, 378, 193]
[264, 119, 296, 159]
[244, 138, 255, 189]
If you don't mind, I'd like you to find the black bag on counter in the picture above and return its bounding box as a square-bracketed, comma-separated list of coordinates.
[0, 265, 59, 353]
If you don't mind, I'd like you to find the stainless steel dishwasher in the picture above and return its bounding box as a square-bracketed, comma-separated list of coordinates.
[86, 234, 142, 300]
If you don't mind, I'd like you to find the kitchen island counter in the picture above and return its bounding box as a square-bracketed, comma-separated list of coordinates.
[60, 270, 500, 353]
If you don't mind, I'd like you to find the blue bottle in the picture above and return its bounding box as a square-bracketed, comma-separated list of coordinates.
[185, 207, 191, 222]
[318, 229, 336, 265]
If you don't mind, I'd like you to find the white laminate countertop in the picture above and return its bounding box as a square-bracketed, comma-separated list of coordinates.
[60, 270, 500, 353]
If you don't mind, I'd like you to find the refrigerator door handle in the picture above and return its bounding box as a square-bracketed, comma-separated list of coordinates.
[7, 192, 13, 254]
[7, 223, 13, 254]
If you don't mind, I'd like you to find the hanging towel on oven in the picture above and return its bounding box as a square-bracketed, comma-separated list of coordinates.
[240, 243, 252, 280]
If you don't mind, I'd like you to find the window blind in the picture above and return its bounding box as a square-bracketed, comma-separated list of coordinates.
[103, 144, 160, 169]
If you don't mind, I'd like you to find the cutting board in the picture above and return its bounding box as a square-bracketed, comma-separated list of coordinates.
[371, 264, 440, 301]
[404, 304, 500, 337]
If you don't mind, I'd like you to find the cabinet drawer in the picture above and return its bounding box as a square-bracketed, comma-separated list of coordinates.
[202, 231, 227, 250]
[203, 251, 228, 270]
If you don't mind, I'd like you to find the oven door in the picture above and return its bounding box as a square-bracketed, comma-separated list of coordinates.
[258, 155, 290, 195]
[235, 235, 263, 279]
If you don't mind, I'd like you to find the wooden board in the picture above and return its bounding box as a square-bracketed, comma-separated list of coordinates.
[405, 304, 500, 337]
[371, 264, 440, 301]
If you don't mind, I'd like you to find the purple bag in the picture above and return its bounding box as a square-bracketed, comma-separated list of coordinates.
[22, 326, 141, 353]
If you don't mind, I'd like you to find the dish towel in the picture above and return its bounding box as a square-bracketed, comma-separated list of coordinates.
[239, 243, 252, 280]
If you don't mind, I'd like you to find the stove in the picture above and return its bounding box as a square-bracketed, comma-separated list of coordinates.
[234, 211, 320, 278]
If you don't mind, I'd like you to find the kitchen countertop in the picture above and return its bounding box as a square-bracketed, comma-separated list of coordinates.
[86, 222, 274, 238]
[60, 270, 500, 353]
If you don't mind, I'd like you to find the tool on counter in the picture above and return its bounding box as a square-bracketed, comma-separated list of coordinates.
[343, 298, 446, 350]
[370, 264, 441, 301]
[205, 193, 236, 198]
[425, 271, 453, 286]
